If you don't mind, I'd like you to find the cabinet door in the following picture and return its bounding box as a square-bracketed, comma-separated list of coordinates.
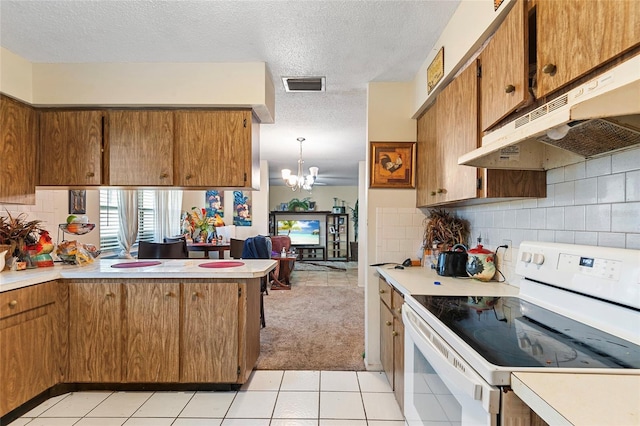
[181, 283, 239, 382]
[124, 282, 179, 382]
[380, 301, 394, 388]
[438, 63, 480, 203]
[480, 0, 528, 131]
[393, 315, 404, 412]
[0, 313, 53, 415]
[416, 101, 441, 207]
[106, 110, 174, 186]
[537, 0, 640, 97]
[39, 110, 103, 185]
[69, 282, 121, 382]
[174, 110, 252, 187]
[0, 95, 38, 204]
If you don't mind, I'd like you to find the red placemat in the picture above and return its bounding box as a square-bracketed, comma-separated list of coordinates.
[111, 261, 162, 268]
[199, 261, 245, 268]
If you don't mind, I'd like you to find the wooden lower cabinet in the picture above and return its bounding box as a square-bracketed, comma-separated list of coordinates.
[378, 277, 404, 411]
[68, 281, 122, 382]
[124, 282, 180, 382]
[67, 279, 258, 385]
[181, 282, 239, 382]
[0, 282, 58, 416]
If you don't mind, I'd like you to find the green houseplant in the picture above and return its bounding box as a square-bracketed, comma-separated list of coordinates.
[287, 197, 311, 212]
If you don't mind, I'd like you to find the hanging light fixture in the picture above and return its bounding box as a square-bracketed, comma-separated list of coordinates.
[281, 137, 319, 192]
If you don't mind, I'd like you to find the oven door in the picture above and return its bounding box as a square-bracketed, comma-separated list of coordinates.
[403, 303, 500, 426]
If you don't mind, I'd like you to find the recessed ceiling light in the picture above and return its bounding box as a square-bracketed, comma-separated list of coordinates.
[282, 76, 326, 92]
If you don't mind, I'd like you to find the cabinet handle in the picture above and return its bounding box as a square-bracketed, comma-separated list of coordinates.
[164, 291, 173, 297]
[379, 289, 385, 294]
[430, 191, 436, 196]
[105, 292, 114, 297]
[392, 331, 398, 337]
[8, 300, 17, 308]
[385, 321, 392, 326]
[505, 84, 515, 93]
[185, 174, 192, 180]
[86, 171, 95, 178]
[160, 173, 169, 179]
[437, 188, 445, 194]
[192, 291, 199, 299]
[542, 63, 557, 75]
[396, 307, 402, 314]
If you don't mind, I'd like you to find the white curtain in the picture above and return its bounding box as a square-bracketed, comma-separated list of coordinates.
[117, 189, 139, 259]
[154, 190, 183, 241]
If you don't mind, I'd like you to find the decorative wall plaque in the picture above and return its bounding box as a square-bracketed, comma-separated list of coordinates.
[427, 47, 444, 94]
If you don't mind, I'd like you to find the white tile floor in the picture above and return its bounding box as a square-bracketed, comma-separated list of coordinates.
[11, 371, 405, 426]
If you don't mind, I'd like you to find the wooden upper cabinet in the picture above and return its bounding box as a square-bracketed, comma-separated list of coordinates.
[416, 101, 441, 207]
[39, 110, 103, 186]
[536, 0, 640, 98]
[174, 110, 252, 187]
[437, 62, 480, 204]
[480, 0, 529, 132]
[105, 110, 174, 186]
[124, 282, 180, 383]
[0, 95, 38, 204]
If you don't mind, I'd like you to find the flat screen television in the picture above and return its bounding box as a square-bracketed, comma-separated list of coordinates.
[276, 219, 321, 245]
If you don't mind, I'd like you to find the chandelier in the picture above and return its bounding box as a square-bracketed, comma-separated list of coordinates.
[281, 137, 319, 192]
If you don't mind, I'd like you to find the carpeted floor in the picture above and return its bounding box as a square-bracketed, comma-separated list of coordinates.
[256, 262, 365, 371]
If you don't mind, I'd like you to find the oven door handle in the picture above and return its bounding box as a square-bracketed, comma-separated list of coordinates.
[403, 304, 500, 414]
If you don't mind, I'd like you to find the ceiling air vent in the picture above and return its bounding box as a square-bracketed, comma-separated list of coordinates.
[282, 76, 326, 92]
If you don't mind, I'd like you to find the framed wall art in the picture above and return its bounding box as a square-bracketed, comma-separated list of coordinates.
[369, 142, 416, 189]
[68, 190, 87, 214]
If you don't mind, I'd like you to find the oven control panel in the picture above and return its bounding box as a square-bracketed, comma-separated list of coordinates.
[517, 241, 640, 310]
[557, 253, 621, 281]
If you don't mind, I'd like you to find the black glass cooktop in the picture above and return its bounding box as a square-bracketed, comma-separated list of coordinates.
[411, 295, 640, 369]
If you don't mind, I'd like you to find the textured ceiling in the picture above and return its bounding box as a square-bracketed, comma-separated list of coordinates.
[0, 0, 460, 187]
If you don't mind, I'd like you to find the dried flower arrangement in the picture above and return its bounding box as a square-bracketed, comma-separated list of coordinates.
[422, 208, 470, 250]
[0, 210, 45, 258]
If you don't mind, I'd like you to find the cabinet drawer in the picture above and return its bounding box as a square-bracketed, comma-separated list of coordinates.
[0, 282, 55, 319]
[378, 277, 391, 307]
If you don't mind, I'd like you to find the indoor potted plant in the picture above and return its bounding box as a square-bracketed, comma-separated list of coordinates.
[0, 210, 45, 268]
[287, 197, 311, 212]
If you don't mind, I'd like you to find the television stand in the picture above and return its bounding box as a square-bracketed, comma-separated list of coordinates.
[294, 245, 326, 261]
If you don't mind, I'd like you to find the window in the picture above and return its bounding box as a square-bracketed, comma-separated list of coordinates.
[99, 189, 156, 253]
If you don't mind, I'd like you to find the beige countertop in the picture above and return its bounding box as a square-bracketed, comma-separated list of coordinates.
[0, 258, 277, 293]
[377, 264, 520, 297]
[512, 372, 640, 426]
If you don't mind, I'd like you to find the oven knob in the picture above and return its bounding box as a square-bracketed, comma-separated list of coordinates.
[532, 253, 545, 265]
[520, 251, 532, 263]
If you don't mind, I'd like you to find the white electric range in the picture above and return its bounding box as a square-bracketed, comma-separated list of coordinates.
[403, 241, 640, 425]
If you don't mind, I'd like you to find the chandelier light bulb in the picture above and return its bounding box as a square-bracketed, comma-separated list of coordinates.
[280, 137, 319, 192]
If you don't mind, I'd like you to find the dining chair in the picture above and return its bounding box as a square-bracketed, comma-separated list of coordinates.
[163, 235, 190, 258]
[241, 235, 272, 328]
[138, 241, 189, 259]
[230, 238, 245, 259]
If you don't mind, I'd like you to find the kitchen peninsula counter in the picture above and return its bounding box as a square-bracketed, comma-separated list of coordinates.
[0, 258, 276, 420]
[0, 258, 277, 292]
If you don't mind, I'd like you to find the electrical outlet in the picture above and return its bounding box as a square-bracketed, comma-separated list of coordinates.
[503, 239, 513, 262]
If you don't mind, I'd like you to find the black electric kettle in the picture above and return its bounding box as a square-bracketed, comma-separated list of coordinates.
[436, 244, 468, 277]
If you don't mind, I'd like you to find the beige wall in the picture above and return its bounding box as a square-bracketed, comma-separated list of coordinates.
[269, 185, 358, 214]
[365, 81, 418, 370]
[0, 49, 275, 123]
[0, 47, 34, 102]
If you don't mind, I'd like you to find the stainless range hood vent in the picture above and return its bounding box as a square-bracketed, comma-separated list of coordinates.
[459, 54, 640, 170]
[282, 76, 326, 92]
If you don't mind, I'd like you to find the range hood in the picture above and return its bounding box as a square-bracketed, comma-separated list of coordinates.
[459, 54, 640, 170]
